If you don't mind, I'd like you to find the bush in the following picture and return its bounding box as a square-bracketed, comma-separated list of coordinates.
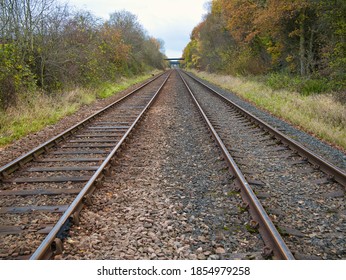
[0, 44, 37, 109]
[266, 72, 333, 96]
[300, 79, 330, 96]
[266, 73, 291, 90]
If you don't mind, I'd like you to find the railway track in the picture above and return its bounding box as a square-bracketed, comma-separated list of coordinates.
[1, 69, 344, 260]
[0, 71, 171, 259]
[60, 70, 269, 260]
[178, 70, 346, 260]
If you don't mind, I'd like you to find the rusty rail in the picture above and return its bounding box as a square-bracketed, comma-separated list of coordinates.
[178, 70, 295, 260]
[182, 71, 346, 188]
[0, 72, 166, 180]
[29, 71, 171, 259]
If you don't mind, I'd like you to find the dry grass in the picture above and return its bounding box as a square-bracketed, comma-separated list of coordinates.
[191, 70, 346, 150]
[0, 72, 157, 146]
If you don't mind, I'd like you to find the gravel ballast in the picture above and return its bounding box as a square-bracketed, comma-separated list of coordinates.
[2, 69, 344, 260]
[188, 72, 346, 171]
[181, 71, 345, 260]
[60, 71, 265, 260]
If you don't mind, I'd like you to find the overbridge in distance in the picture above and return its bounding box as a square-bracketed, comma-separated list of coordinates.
[165, 58, 184, 68]
[164, 58, 185, 61]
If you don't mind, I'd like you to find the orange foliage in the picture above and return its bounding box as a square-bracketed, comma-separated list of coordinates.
[220, 0, 259, 44]
[100, 25, 131, 64]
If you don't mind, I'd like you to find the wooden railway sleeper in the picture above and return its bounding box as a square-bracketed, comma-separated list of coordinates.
[26, 72, 171, 260]
[2, 163, 19, 176]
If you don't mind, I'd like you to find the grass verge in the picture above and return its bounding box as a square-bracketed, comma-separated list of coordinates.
[190, 70, 346, 151]
[0, 71, 160, 147]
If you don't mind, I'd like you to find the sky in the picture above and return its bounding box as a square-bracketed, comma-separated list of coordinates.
[65, 0, 208, 58]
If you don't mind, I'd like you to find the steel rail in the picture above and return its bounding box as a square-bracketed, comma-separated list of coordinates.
[182, 71, 346, 188]
[0, 72, 166, 179]
[178, 70, 295, 260]
[30, 71, 172, 259]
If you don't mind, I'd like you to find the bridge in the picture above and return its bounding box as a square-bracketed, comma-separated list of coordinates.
[164, 58, 185, 61]
[164, 58, 184, 68]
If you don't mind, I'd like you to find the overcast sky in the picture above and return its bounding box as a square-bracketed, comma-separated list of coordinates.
[65, 0, 208, 58]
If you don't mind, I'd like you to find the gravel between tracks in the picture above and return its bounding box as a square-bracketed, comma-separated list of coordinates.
[60, 71, 265, 260]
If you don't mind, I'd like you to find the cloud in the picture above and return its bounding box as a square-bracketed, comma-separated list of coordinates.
[65, 0, 207, 57]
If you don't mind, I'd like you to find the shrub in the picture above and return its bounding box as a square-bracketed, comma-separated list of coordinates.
[266, 72, 334, 96]
[300, 79, 330, 96]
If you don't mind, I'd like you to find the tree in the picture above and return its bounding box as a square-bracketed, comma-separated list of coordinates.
[1, 2, 166, 109]
[107, 10, 146, 73]
[183, 0, 345, 85]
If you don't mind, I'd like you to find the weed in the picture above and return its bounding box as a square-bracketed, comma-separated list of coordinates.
[245, 223, 259, 234]
[223, 225, 230, 231]
[266, 72, 333, 95]
[275, 225, 289, 236]
[237, 205, 247, 213]
[227, 190, 239, 196]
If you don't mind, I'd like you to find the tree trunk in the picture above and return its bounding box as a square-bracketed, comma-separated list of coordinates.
[307, 27, 315, 76]
[299, 13, 306, 76]
[40, 56, 45, 89]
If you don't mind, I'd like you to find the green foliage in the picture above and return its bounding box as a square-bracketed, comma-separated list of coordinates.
[266, 73, 334, 95]
[0, 44, 36, 108]
[0, 2, 166, 149]
[265, 73, 291, 90]
[226, 48, 267, 75]
[245, 223, 259, 234]
[300, 79, 330, 96]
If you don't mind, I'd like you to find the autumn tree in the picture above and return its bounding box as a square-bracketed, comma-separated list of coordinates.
[0, 2, 166, 109]
[182, 22, 204, 70]
[142, 37, 166, 70]
[107, 11, 146, 74]
[184, 0, 345, 86]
